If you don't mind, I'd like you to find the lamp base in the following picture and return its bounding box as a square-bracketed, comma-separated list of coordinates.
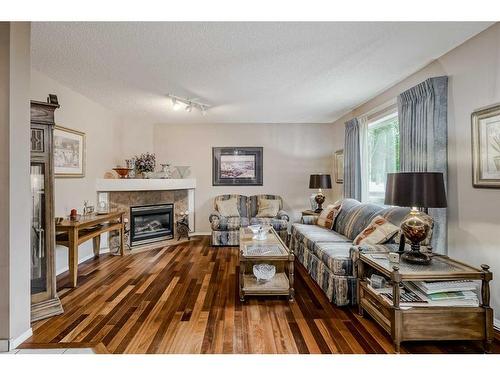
[314, 192, 325, 213]
[401, 249, 431, 265]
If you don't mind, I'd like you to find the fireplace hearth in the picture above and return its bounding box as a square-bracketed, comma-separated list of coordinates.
[130, 203, 174, 246]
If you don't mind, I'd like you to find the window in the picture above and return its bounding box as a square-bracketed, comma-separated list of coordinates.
[366, 112, 399, 204]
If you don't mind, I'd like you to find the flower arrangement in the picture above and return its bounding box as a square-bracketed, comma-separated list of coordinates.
[135, 152, 156, 173]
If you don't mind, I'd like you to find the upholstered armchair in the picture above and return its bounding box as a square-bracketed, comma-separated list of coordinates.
[210, 194, 249, 246]
[248, 194, 289, 243]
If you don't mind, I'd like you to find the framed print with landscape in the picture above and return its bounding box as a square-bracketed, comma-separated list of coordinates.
[212, 147, 263, 186]
[334, 149, 344, 183]
[472, 104, 500, 188]
[54, 126, 86, 178]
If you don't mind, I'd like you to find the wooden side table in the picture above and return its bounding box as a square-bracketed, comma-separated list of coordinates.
[56, 210, 126, 287]
[356, 252, 494, 353]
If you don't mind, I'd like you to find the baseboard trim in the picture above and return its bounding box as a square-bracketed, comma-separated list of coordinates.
[56, 247, 110, 275]
[191, 231, 210, 236]
[10, 328, 33, 350]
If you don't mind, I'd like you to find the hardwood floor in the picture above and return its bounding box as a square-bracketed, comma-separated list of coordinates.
[23, 236, 500, 354]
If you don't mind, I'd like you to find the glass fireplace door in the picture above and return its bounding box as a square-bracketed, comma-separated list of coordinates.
[31, 163, 49, 302]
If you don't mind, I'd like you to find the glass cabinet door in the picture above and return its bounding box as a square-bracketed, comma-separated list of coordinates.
[31, 163, 47, 298]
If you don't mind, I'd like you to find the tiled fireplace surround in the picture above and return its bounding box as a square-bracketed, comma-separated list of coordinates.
[96, 179, 196, 249]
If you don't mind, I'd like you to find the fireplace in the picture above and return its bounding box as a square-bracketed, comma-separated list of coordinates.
[130, 203, 174, 246]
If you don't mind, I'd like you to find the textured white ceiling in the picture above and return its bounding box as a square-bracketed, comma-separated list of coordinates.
[32, 22, 492, 123]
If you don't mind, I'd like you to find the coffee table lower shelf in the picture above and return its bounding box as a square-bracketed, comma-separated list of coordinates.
[240, 273, 293, 301]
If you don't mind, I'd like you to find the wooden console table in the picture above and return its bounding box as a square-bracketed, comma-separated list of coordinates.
[356, 252, 494, 353]
[56, 211, 126, 287]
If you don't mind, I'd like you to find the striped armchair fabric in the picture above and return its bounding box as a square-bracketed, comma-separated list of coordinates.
[210, 194, 290, 246]
[290, 199, 428, 307]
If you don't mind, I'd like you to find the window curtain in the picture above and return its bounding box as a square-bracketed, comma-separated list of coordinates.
[358, 115, 369, 202]
[397, 76, 448, 253]
[344, 118, 362, 200]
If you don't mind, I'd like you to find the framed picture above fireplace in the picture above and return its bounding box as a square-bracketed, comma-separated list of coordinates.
[212, 147, 263, 186]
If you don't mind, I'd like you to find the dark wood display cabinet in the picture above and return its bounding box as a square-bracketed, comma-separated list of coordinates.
[30, 100, 64, 322]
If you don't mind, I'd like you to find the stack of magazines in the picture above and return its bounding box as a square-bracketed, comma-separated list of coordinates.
[403, 280, 479, 307]
[372, 280, 479, 307]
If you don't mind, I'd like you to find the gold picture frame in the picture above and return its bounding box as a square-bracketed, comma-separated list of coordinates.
[472, 103, 500, 188]
[334, 149, 344, 184]
[54, 125, 86, 178]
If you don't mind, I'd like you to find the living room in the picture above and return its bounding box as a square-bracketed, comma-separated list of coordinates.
[1, 1, 500, 371]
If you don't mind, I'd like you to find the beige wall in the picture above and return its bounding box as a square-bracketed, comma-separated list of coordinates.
[332, 23, 500, 324]
[0, 22, 31, 350]
[30, 69, 121, 274]
[152, 123, 339, 233]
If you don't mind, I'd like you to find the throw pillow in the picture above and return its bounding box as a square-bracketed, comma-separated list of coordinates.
[256, 198, 280, 218]
[316, 201, 342, 229]
[353, 215, 400, 245]
[217, 198, 240, 217]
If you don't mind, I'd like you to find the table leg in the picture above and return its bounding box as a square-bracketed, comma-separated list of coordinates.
[289, 258, 295, 301]
[92, 235, 101, 257]
[239, 262, 244, 302]
[119, 218, 125, 256]
[68, 228, 79, 288]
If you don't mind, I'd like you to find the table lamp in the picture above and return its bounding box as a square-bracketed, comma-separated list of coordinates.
[384, 172, 447, 265]
[309, 174, 332, 213]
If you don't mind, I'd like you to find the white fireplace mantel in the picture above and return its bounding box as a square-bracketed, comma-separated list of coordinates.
[96, 178, 196, 232]
[95, 178, 196, 192]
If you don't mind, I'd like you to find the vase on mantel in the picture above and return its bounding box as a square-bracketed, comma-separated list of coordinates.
[142, 171, 154, 179]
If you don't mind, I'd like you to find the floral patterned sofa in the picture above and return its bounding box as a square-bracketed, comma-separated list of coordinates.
[289, 198, 420, 306]
[210, 194, 289, 246]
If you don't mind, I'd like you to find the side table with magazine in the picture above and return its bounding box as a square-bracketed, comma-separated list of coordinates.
[356, 252, 494, 353]
[238, 226, 294, 301]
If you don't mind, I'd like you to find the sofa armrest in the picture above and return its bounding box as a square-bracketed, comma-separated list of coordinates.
[276, 209, 290, 221]
[301, 215, 318, 225]
[209, 210, 223, 223]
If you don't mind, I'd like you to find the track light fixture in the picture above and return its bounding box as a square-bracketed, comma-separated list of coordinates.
[167, 94, 210, 115]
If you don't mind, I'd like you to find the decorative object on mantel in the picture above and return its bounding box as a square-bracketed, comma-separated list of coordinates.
[135, 152, 156, 178]
[112, 167, 133, 179]
[159, 163, 174, 179]
[125, 158, 136, 178]
[334, 149, 344, 183]
[385, 172, 447, 265]
[176, 211, 190, 241]
[472, 103, 500, 188]
[212, 147, 263, 186]
[54, 125, 86, 178]
[309, 174, 332, 213]
[175, 165, 191, 178]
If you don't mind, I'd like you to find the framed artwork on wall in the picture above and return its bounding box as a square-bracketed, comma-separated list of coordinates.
[334, 149, 344, 183]
[472, 104, 500, 188]
[54, 126, 86, 178]
[212, 147, 263, 186]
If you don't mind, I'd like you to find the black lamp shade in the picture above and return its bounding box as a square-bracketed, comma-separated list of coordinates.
[385, 172, 447, 208]
[309, 174, 332, 189]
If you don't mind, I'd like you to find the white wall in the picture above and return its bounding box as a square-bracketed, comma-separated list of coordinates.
[30, 69, 122, 274]
[153, 123, 338, 233]
[332, 23, 500, 323]
[0, 22, 32, 351]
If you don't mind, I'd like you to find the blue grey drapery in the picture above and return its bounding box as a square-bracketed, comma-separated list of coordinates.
[398, 76, 448, 253]
[344, 118, 362, 200]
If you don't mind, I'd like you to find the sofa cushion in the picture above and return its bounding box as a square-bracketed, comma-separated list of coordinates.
[214, 194, 248, 217]
[216, 198, 241, 217]
[312, 242, 353, 276]
[211, 216, 249, 231]
[248, 194, 283, 217]
[291, 223, 350, 251]
[353, 215, 400, 245]
[255, 198, 280, 217]
[316, 201, 341, 229]
[334, 199, 386, 240]
[250, 217, 288, 231]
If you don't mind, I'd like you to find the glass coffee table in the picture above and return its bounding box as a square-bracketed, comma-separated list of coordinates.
[238, 226, 294, 301]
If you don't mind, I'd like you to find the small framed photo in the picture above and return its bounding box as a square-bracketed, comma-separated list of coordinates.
[472, 104, 500, 188]
[212, 147, 263, 186]
[54, 126, 86, 178]
[334, 149, 344, 184]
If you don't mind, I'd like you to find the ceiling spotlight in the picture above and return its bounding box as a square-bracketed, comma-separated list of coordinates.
[167, 94, 211, 115]
[171, 98, 181, 111]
